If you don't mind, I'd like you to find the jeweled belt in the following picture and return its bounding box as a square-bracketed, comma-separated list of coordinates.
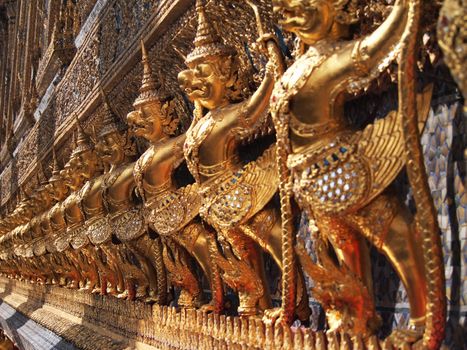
[198, 145, 278, 230]
[69, 225, 89, 249]
[55, 232, 72, 252]
[287, 132, 357, 171]
[198, 167, 243, 201]
[289, 132, 370, 215]
[198, 155, 240, 178]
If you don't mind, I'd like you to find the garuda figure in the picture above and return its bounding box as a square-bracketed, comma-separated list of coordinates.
[76, 113, 125, 297]
[95, 93, 164, 302]
[33, 151, 69, 286]
[128, 42, 222, 309]
[57, 123, 102, 290]
[269, 0, 445, 347]
[178, 0, 309, 318]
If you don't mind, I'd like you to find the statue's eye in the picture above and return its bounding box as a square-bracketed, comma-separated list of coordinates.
[195, 64, 212, 78]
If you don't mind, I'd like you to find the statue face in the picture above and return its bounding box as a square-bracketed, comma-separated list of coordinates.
[46, 179, 68, 202]
[127, 103, 162, 143]
[32, 186, 51, 207]
[62, 157, 82, 190]
[273, 0, 333, 44]
[97, 132, 125, 167]
[179, 59, 231, 110]
[74, 150, 98, 179]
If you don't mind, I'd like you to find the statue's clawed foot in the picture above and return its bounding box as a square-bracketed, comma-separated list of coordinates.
[116, 290, 129, 299]
[384, 327, 424, 350]
[177, 289, 200, 309]
[262, 307, 283, 325]
[69, 280, 79, 289]
[80, 281, 92, 291]
[199, 300, 223, 313]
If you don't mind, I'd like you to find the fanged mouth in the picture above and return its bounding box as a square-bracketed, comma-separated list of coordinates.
[275, 6, 314, 31]
[138, 120, 153, 131]
[279, 15, 307, 29]
[132, 127, 147, 135]
[186, 83, 209, 99]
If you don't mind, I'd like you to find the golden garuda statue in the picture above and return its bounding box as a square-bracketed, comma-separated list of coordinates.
[128, 41, 223, 310]
[267, 0, 445, 348]
[178, 0, 310, 319]
[103, 93, 166, 302]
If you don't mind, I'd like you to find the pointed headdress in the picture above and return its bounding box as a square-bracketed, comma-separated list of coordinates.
[72, 118, 94, 156]
[185, 0, 235, 65]
[49, 147, 62, 183]
[133, 41, 167, 108]
[98, 90, 128, 138]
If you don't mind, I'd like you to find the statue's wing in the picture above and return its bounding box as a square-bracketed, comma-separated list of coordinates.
[358, 84, 432, 206]
[241, 143, 279, 213]
[203, 144, 278, 230]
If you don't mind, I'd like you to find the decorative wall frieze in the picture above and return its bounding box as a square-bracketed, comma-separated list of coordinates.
[0, 0, 193, 214]
[74, 0, 106, 49]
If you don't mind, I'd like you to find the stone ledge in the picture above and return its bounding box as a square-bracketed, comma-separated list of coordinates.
[0, 277, 401, 350]
[0, 277, 158, 350]
[0, 300, 76, 350]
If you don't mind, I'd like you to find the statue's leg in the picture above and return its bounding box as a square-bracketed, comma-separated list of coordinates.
[56, 255, 67, 286]
[298, 213, 381, 333]
[127, 235, 165, 303]
[346, 194, 427, 330]
[82, 247, 101, 293]
[111, 244, 133, 299]
[179, 222, 224, 312]
[63, 251, 82, 289]
[162, 238, 201, 308]
[66, 250, 88, 290]
[122, 278, 136, 301]
[113, 243, 151, 301]
[125, 244, 153, 301]
[79, 251, 95, 291]
[91, 247, 111, 295]
[240, 206, 312, 323]
[46, 255, 59, 285]
[124, 242, 150, 298]
[316, 215, 374, 299]
[101, 244, 125, 294]
[53, 254, 67, 286]
[215, 227, 268, 316]
[57, 254, 68, 286]
[40, 256, 53, 284]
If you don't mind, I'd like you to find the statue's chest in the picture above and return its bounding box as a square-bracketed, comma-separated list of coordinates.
[82, 181, 103, 210]
[136, 146, 173, 197]
[186, 116, 215, 154]
[272, 48, 328, 112]
[64, 194, 83, 223]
